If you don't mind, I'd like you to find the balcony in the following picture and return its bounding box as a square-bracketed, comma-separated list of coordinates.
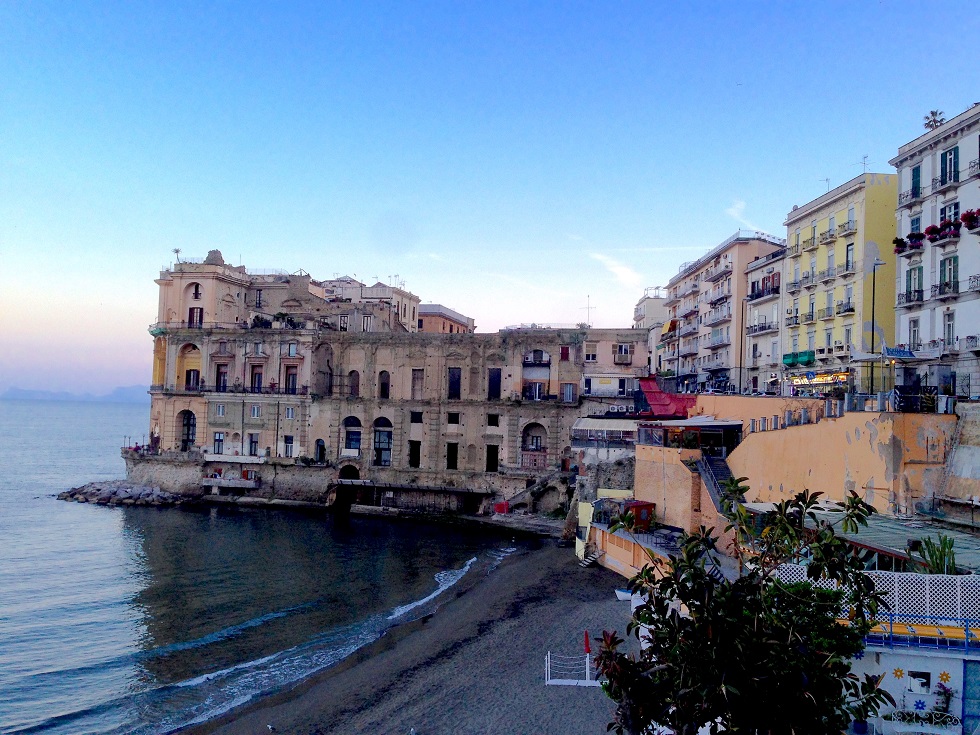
[679, 283, 700, 299]
[747, 321, 778, 336]
[679, 345, 699, 358]
[802, 236, 818, 252]
[664, 293, 680, 307]
[932, 173, 959, 195]
[803, 273, 818, 290]
[818, 229, 836, 245]
[970, 274, 980, 292]
[817, 307, 835, 320]
[797, 350, 816, 366]
[680, 304, 699, 318]
[897, 242, 925, 258]
[786, 243, 801, 258]
[704, 308, 732, 327]
[930, 228, 961, 248]
[520, 449, 551, 470]
[898, 186, 923, 208]
[705, 359, 729, 371]
[708, 290, 730, 305]
[747, 285, 780, 303]
[837, 220, 857, 237]
[782, 352, 797, 366]
[897, 290, 924, 307]
[836, 261, 856, 277]
[153, 383, 310, 396]
[786, 279, 802, 294]
[835, 344, 850, 358]
[785, 315, 800, 327]
[523, 356, 551, 367]
[679, 323, 699, 337]
[965, 335, 980, 352]
[817, 267, 835, 284]
[815, 346, 834, 360]
[707, 334, 731, 349]
[613, 353, 633, 365]
[703, 263, 733, 282]
[835, 300, 855, 315]
[932, 281, 960, 300]
[802, 310, 816, 324]
[970, 158, 980, 180]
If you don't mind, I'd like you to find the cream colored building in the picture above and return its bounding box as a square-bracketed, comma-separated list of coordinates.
[782, 173, 898, 396]
[743, 248, 786, 393]
[661, 231, 785, 393]
[632, 287, 669, 374]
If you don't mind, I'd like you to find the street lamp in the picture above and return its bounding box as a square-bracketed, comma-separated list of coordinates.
[869, 257, 886, 394]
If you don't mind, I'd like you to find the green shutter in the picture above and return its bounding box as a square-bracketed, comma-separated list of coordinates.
[912, 166, 920, 194]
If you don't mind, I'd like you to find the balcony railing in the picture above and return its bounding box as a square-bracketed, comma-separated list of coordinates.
[802, 236, 818, 252]
[786, 279, 802, 293]
[897, 290, 924, 306]
[970, 274, 980, 292]
[679, 323, 699, 337]
[837, 220, 857, 237]
[801, 310, 816, 324]
[520, 449, 551, 470]
[898, 186, 922, 207]
[613, 353, 633, 365]
[817, 307, 835, 320]
[679, 345, 699, 358]
[705, 360, 729, 370]
[818, 229, 836, 245]
[703, 263, 733, 282]
[835, 300, 855, 315]
[150, 383, 310, 396]
[931, 281, 960, 300]
[786, 243, 801, 258]
[707, 335, 731, 349]
[836, 261, 856, 277]
[679, 283, 700, 298]
[970, 158, 980, 179]
[747, 321, 778, 336]
[817, 267, 835, 284]
[680, 304, 699, 318]
[932, 172, 959, 194]
[815, 346, 833, 359]
[747, 285, 780, 302]
[708, 290, 730, 305]
[704, 309, 732, 326]
[785, 315, 800, 327]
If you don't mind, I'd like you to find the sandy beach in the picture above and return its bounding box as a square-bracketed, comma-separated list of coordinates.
[183, 543, 632, 735]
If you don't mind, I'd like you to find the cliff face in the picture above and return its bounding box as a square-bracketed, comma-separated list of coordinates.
[945, 403, 980, 500]
[576, 456, 635, 504]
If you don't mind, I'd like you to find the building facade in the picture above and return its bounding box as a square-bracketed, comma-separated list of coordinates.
[417, 303, 477, 334]
[660, 231, 785, 393]
[782, 173, 898, 396]
[743, 247, 786, 394]
[139, 251, 647, 502]
[632, 287, 669, 374]
[890, 105, 980, 398]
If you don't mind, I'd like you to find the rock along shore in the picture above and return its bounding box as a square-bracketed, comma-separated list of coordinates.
[57, 480, 184, 507]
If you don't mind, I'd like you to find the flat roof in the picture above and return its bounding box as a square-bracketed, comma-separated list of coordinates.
[638, 415, 743, 429]
[573, 418, 639, 432]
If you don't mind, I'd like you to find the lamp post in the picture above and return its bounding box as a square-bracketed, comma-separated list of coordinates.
[869, 257, 886, 394]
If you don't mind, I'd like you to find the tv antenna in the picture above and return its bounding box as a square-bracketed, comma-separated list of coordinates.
[855, 155, 869, 173]
[581, 295, 595, 326]
[820, 178, 830, 192]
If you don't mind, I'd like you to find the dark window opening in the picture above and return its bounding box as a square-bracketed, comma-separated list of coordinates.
[446, 442, 459, 470]
[410, 411, 423, 423]
[448, 367, 462, 400]
[409, 440, 421, 468]
[379, 370, 390, 400]
[486, 444, 499, 472]
[487, 413, 500, 427]
[487, 368, 501, 400]
[448, 412, 460, 424]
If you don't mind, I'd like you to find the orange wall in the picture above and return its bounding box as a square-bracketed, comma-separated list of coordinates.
[634, 445, 702, 532]
[726, 411, 954, 514]
[692, 394, 825, 430]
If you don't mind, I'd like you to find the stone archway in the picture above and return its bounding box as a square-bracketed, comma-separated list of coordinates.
[339, 464, 360, 480]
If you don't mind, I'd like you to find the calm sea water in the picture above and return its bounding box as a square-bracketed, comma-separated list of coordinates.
[0, 400, 516, 734]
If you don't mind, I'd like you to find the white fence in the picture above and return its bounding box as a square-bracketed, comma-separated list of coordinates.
[544, 652, 602, 687]
[774, 564, 980, 621]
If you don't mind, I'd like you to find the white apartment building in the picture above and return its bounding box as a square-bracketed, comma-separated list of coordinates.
[633, 287, 669, 374]
[744, 248, 785, 394]
[890, 105, 980, 398]
[661, 231, 784, 393]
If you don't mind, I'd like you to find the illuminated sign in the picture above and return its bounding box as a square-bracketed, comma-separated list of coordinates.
[788, 371, 850, 386]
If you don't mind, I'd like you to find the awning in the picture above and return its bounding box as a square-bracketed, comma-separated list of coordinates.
[660, 319, 679, 336]
[573, 417, 640, 432]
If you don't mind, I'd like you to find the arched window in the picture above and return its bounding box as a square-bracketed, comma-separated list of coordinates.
[348, 370, 360, 397]
[378, 370, 390, 400]
[178, 410, 197, 452]
[373, 417, 393, 467]
[343, 416, 361, 452]
[314, 439, 326, 463]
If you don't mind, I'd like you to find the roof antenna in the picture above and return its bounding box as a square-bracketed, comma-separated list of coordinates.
[820, 178, 830, 192]
[581, 295, 594, 327]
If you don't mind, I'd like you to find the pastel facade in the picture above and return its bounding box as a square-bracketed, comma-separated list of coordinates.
[632, 287, 669, 374]
[417, 304, 476, 334]
[890, 105, 980, 398]
[782, 173, 898, 395]
[743, 248, 786, 394]
[661, 231, 785, 393]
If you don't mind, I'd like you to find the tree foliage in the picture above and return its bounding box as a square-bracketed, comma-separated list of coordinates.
[923, 110, 946, 130]
[596, 488, 894, 735]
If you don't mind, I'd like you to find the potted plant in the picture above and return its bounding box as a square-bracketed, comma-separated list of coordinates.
[893, 236, 908, 254]
[934, 682, 956, 714]
[961, 209, 979, 231]
[908, 231, 926, 244]
[925, 224, 941, 242]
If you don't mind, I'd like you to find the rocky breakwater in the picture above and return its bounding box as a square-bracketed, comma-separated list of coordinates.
[58, 480, 185, 507]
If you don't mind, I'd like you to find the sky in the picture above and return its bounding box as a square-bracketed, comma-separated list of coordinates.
[1, 1, 979, 394]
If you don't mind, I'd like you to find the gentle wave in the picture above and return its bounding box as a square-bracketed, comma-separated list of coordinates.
[10, 550, 507, 735]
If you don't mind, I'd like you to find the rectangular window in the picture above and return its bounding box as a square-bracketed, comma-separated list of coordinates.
[362, 315, 372, 332]
[485, 444, 499, 473]
[185, 369, 200, 390]
[408, 440, 421, 468]
[844, 327, 852, 348]
[447, 367, 461, 400]
[487, 413, 500, 427]
[487, 368, 502, 399]
[417, 318, 423, 329]
[251, 405, 260, 418]
[411, 369, 424, 399]
[909, 318, 920, 350]
[213, 432, 224, 455]
[825, 329, 833, 348]
[845, 243, 854, 269]
[248, 433, 259, 456]
[288, 342, 297, 357]
[944, 311, 955, 347]
[618, 378, 627, 396]
[584, 377, 592, 395]
[561, 383, 577, 402]
[940, 147, 959, 185]
[255, 289, 263, 308]
[216, 403, 225, 417]
[410, 411, 423, 424]
[285, 366, 298, 394]
[285, 407, 295, 419]
[616, 343, 632, 355]
[940, 202, 960, 224]
[339, 315, 349, 332]
[910, 215, 921, 234]
[585, 342, 597, 362]
[448, 412, 460, 424]
[446, 442, 458, 470]
[559, 345, 570, 361]
[284, 435, 294, 458]
[345, 430, 361, 450]
[188, 307, 203, 327]
[911, 165, 921, 196]
[373, 429, 392, 467]
[250, 366, 263, 391]
[215, 364, 228, 392]
[940, 256, 959, 287]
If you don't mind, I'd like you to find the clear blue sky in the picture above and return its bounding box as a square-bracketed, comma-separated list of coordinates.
[2, 1, 978, 393]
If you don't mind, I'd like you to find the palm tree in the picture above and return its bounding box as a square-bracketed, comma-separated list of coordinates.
[923, 110, 946, 130]
[172, 247, 182, 263]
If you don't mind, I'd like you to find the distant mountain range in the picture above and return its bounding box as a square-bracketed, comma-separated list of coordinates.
[0, 385, 151, 403]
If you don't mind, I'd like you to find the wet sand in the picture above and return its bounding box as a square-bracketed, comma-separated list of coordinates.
[183, 543, 631, 735]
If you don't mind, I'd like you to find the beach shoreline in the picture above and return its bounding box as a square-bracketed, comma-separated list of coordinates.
[180, 543, 630, 735]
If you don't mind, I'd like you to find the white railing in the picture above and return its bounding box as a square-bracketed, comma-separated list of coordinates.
[545, 652, 602, 687]
[774, 564, 980, 621]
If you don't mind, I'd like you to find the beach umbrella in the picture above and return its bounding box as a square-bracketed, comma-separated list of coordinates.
[584, 630, 591, 654]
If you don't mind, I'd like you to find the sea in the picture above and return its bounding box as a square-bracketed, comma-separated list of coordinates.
[0, 399, 519, 734]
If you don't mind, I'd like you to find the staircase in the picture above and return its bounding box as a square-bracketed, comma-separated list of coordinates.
[695, 455, 739, 512]
[579, 550, 604, 568]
